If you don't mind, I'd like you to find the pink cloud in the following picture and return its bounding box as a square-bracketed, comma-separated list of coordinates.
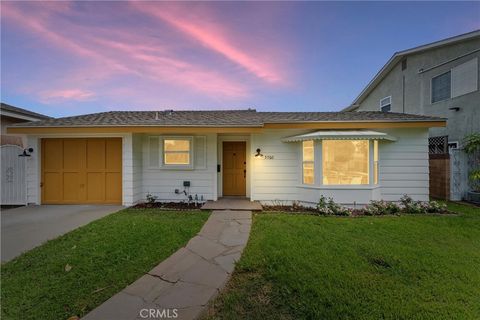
[131, 2, 286, 85]
[1, 2, 251, 102]
[40, 89, 95, 103]
[91, 38, 248, 97]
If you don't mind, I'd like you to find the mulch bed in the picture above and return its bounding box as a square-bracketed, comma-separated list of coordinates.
[262, 205, 318, 214]
[132, 202, 204, 210]
[261, 205, 454, 217]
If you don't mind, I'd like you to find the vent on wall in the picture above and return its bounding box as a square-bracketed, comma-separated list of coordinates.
[401, 58, 407, 71]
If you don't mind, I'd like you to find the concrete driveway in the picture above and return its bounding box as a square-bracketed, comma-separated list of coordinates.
[1, 205, 124, 262]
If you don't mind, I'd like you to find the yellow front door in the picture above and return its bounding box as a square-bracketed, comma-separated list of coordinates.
[222, 141, 246, 196]
[41, 138, 122, 204]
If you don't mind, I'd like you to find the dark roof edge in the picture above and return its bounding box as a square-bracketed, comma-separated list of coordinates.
[9, 118, 446, 128]
[1, 102, 51, 119]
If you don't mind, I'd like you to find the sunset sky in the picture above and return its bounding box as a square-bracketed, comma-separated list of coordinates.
[1, 1, 479, 117]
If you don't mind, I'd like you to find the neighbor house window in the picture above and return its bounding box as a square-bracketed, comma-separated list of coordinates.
[164, 138, 191, 165]
[431, 71, 451, 103]
[380, 96, 391, 112]
[322, 140, 369, 185]
[302, 140, 314, 184]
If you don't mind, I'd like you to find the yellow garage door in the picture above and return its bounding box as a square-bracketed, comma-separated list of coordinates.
[42, 138, 122, 204]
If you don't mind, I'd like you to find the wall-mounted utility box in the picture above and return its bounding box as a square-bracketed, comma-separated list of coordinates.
[183, 181, 191, 187]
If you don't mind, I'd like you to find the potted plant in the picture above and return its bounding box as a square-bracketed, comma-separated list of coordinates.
[463, 133, 480, 203]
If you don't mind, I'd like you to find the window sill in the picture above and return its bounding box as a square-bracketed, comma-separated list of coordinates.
[296, 184, 381, 190]
[147, 165, 194, 171]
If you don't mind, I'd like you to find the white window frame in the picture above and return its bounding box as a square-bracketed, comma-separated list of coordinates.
[302, 140, 315, 185]
[161, 136, 194, 169]
[380, 96, 391, 112]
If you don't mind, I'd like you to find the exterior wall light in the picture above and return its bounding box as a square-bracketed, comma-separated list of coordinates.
[19, 147, 34, 157]
[255, 148, 263, 157]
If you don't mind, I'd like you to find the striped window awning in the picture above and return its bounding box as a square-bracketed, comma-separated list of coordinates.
[282, 130, 397, 142]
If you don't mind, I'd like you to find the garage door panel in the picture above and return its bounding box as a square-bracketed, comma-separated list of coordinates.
[105, 172, 121, 202]
[106, 139, 122, 172]
[87, 172, 105, 202]
[43, 139, 63, 171]
[63, 173, 80, 201]
[87, 139, 106, 170]
[63, 139, 84, 171]
[44, 173, 62, 202]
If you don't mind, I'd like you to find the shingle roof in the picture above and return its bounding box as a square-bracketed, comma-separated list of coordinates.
[1, 103, 51, 120]
[10, 110, 445, 127]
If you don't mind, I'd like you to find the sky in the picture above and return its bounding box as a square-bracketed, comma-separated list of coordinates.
[1, 1, 479, 118]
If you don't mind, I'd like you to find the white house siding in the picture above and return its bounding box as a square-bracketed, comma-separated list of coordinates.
[122, 134, 134, 206]
[250, 129, 306, 203]
[250, 128, 430, 206]
[296, 186, 381, 207]
[131, 133, 143, 204]
[378, 128, 430, 202]
[140, 133, 217, 202]
[25, 136, 40, 204]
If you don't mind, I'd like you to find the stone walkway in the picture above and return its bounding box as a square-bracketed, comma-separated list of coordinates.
[202, 197, 262, 211]
[83, 210, 252, 320]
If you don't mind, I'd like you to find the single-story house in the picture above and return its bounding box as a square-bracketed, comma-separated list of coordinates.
[6, 109, 446, 207]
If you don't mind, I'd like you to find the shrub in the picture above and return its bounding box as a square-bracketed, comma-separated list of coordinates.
[364, 200, 400, 216]
[400, 195, 447, 214]
[425, 200, 448, 213]
[145, 193, 158, 204]
[399, 195, 423, 213]
[468, 169, 480, 193]
[316, 195, 351, 216]
[463, 133, 480, 192]
[316, 195, 446, 217]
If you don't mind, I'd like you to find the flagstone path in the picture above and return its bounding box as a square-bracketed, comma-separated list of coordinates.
[83, 210, 252, 320]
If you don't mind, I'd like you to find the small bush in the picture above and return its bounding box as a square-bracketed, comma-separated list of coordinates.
[145, 193, 158, 204]
[424, 200, 448, 213]
[317, 195, 351, 216]
[400, 195, 447, 214]
[364, 200, 400, 216]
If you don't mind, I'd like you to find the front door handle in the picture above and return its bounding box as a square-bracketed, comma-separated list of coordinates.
[244, 169, 246, 178]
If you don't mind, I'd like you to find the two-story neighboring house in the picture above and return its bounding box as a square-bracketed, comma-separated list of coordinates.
[343, 30, 480, 200]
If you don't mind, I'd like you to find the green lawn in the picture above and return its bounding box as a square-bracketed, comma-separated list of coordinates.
[207, 203, 480, 320]
[1, 209, 209, 320]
